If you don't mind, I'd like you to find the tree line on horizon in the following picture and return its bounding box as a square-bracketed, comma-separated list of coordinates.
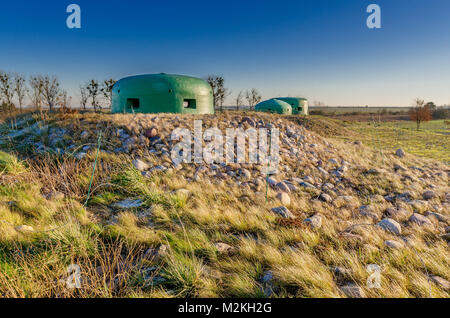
[0, 70, 116, 115]
[1, 71, 448, 125]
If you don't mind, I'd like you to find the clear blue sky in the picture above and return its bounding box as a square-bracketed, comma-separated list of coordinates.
[1, 0, 449, 106]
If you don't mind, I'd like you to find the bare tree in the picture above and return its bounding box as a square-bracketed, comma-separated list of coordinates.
[235, 91, 243, 111]
[101, 78, 116, 108]
[58, 90, 72, 108]
[41, 75, 61, 111]
[28, 75, 44, 111]
[79, 84, 89, 111]
[410, 98, 432, 130]
[0, 71, 15, 114]
[245, 88, 262, 110]
[13, 73, 27, 112]
[87, 79, 101, 112]
[206, 75, 228, 111]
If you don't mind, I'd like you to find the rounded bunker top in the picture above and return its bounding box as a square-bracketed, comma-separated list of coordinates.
[114, 73, 211, 92]
[255, 99, 292, 115]
[112, 73, 214, 114]
[275, 97, 308, 115]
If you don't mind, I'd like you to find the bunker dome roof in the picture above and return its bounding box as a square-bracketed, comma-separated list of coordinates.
[113, 73, 211, 93]
[255, 98, 292, 114]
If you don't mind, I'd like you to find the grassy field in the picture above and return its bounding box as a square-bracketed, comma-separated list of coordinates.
[0, 111, 448, 298]
[309, 106, 411, 114]
[332, 119, 449, 164]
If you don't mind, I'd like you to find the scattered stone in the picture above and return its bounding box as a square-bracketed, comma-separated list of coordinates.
[394, 164, 407, 172]
[330, 266, 352, 279]
[424, 211, 448, 223]
[385, 240, 404, 249]
[339, 232, 363, 242]
[15, 225, 35, 233]
[339, 284, 366, 298]
[304, 214, 323, 229]
[377, 218, 402, 235]
[239, 169, 252, 179]
[440, 233, 450, 242]
[300, 181, 316, 189]
[319, 193, 332, 202]
[276, 182, 291, 193]
[112, 199, 143, 209]
[359, 205, 380, 221]
[267, 177, 278, 187]
[144, 127, 158, 138]
[271, 206, 295, 219]
[385, 207, 410, 222]
[328, 158, 338, 165]
[284, 182, 297, 192]
[422, 190, 436, 200]
[132, 159, 149, 172]
[214, 242, 234, 254]
[395, 148, 405, 157]
[409, 213, 432, 226]
[276, 192, 291, 206]
[366, 168, 380, 175]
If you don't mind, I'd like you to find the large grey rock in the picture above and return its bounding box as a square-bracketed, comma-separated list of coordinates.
[300, 181, 316, 189]
[319, 193, 332, 203]
[271, 206, 295, 219]
[359, 205, 380, 221]
[276, 182, 291, 193]
[424, 211, 448, 223]
[385, 207, 411, 222]
[422, 190, 436, 200]
[409, 213, 432, 226]
[377, 218, 402, 235]
[267, 177, 278, 187]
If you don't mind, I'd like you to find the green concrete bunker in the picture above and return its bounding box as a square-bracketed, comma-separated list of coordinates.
[275, 97, 308, 115]
[112, 73, 214, 114]
[255, 99, 293, 115]
[255, 97, 308, 115]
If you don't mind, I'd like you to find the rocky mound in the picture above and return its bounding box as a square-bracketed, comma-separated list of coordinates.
[1, 111, 449, 297]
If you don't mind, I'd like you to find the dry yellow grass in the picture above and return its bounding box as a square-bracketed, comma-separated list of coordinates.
[0, 111, 448, 298]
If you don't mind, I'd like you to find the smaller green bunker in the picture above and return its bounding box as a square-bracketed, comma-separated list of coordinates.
[275, 97, 308, 115]
[111, 73, 214, 114]
[254, 99, 293, 115]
